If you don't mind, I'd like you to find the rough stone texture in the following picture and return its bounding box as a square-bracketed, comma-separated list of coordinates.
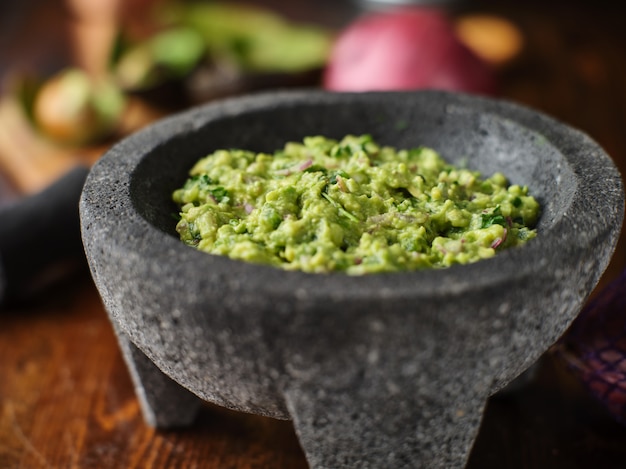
[114, 323, 203, 428]
[79, 90, 624, 468]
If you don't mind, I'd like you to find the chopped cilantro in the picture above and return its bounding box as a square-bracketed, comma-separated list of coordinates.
[481, 206, 507, 228]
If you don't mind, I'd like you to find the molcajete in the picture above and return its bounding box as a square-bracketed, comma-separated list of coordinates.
[79, 90, 624, 468]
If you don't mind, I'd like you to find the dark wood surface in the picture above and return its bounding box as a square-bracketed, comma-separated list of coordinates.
[2, 1, 626, 468]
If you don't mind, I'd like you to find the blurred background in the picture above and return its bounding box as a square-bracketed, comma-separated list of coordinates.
[0, 0, 625, 199]
[1, 1, 626, 468]
[1, 0, 625, 289]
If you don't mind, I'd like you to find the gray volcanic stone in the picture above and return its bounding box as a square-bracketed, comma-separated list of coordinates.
[79, 90, 624, 468]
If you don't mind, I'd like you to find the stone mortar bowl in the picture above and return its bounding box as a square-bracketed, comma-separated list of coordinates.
[80, 90, 624, 468]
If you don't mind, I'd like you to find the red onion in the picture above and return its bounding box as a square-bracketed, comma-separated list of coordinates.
[323, 7, 497, 95]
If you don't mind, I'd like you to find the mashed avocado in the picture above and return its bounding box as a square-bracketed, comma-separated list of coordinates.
[173, 134, 539, 274]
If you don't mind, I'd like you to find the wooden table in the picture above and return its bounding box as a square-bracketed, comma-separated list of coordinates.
[2, 1, 626, 467]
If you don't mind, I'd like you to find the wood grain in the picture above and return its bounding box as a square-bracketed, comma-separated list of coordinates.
[1, 0, 626, 468]
[0, 275, 308, 469]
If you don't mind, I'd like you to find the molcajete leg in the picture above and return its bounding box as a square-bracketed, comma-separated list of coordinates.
[284, 379, 486, 469]
[115, 328, 202, 428]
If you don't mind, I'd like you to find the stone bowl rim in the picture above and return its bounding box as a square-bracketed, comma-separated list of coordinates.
[81, 89, 624, 304]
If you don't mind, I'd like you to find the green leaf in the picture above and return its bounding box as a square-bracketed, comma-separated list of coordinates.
[210, 186, 228, 202]
[481, 206, 506, 228]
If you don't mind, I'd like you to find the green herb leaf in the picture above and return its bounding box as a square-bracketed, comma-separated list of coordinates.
[321, 192, 359, 222]
[481, 206, 506, 228]
[303, 164, 327, 173]
[329, 169, 349, 184]
[210, 186, 229, 202]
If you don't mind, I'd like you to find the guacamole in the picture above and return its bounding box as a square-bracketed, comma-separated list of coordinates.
[173, 134, 539, 274]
